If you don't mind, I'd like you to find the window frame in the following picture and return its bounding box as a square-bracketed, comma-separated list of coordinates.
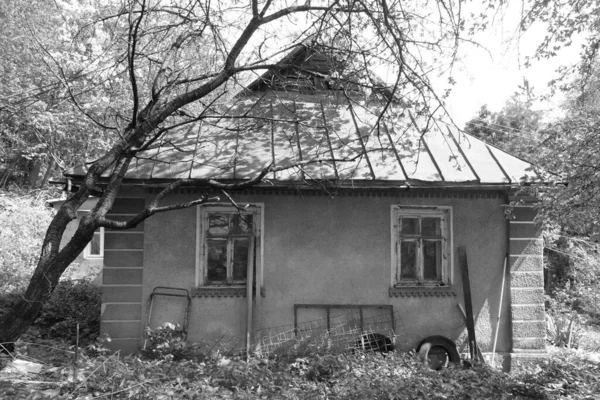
[83, 227, 104, 259]
[391, 206, 452, 287]
[195, 204, 263, 288]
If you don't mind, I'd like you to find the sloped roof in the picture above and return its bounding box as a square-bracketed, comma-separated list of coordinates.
[66, 46, 540, 188]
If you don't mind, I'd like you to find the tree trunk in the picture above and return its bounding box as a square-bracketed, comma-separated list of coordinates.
[0, 157, 20, 188]
[28, 158, 43, 188]
[0, 134, 136, 350]
[39, 158, 56, 189]
[0, 194, 96, 352]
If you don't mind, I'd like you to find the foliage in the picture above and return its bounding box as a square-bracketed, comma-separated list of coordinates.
[142, 322, 187, 361]
[0, 188, 54, 294]
[33, 280, 101, 344]
[545, 311, 582, 349]
[543, 227, 600, 326]
[463, 83, 542, 160]
[0, 0, 115, 188]
[2, 338, 600, 399]
[521, 0, 600, 90]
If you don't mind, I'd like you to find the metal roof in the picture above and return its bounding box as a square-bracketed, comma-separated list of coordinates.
[65, 45, 539, 187]
[66, 91, 539, 187]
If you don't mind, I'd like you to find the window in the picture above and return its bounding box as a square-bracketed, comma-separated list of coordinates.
[84, 228, 104, 259]
[197, 205, 262, 286]
[392, 206, 452, 286]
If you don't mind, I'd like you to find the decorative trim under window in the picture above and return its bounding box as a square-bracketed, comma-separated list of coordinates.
[389, 287, 456, 298]
[192, 287, 266, 298]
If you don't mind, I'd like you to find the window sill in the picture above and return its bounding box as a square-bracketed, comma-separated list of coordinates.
[389, 286, 456, 298]
[192, 287, 266, 298]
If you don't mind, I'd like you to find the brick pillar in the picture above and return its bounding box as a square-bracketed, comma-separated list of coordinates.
[509, 200, 546, 354]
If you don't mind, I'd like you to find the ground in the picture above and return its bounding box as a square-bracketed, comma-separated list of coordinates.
[1, 328, 599, 400]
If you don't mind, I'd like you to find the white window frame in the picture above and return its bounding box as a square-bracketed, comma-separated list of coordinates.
[391, 206, 452, 287]
[83, 227, 104, 259]
[195, 204, 263, 287]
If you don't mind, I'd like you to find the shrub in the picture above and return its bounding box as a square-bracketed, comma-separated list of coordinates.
[0, 188, 54, 294]
[142, 322, 187, 360]
[34, 280, 101, 344]
[546, 311, 582, 348]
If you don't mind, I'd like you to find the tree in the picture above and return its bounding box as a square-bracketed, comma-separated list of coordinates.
[0, 0, 475, 348]
[0, 0, 116, 189]
[463, 79, 542, 160]
[517, 0, 600, 235]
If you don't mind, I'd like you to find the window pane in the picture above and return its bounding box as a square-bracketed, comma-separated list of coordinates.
[401, 217, 419, 235]
[232, 214, 253, 234]
[207, 239, 227, 283]
[232, 238, 250, 282]
[400, 241, 417, 280]
[208, 214, 229, 236]
[422, 218, 441, 236]
[423, 240, 442, 280]
[89, 232, 101, 255]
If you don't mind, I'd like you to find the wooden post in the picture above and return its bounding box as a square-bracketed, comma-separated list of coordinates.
[458, 246, 478, 361]
[245, 239, 255, 359]
[491, 257, 507, 365]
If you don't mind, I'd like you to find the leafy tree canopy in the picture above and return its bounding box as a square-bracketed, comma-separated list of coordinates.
[463, 79, 542, 160]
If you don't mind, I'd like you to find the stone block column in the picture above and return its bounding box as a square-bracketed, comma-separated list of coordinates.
[100, 196, 146, 354]
[509, 200, 546, 353]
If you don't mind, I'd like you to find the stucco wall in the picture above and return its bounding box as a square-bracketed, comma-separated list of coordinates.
[139, 188, 511, 355]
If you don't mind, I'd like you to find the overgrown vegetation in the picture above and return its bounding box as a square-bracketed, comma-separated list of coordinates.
[1, 340, 599, 399]
[0, 280, 101, 348]
[0, 188, 54, 294]
[35, 280, 101, 344]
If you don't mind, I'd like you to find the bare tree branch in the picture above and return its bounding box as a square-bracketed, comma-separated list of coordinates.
[127, 0, 147, 127]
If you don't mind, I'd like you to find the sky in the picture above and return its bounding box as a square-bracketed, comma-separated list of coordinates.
[436, 3, 583, 127]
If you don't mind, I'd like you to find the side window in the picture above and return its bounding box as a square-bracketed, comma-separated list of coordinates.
[392, 206, 451, 286]
[198, 206, 261, 286]
[84, 228, 104, 259]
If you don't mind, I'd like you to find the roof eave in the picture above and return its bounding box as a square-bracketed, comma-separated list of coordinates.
[60, 174, 524, 191]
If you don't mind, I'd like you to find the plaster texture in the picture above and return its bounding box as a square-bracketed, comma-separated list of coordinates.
[509, 256, 543, 272]
[512, 321, 546, 338]
[511, 304, 545, 321]
[509, 239, 544, 255]
[511, 271, 544, 288]
[509, 223, 542, 238]
[513, 338, 546, 351]
[510, 288, 545, 304]
[137, 190, 512, 354]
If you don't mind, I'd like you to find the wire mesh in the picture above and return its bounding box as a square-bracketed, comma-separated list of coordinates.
[251, 310, 401, 359]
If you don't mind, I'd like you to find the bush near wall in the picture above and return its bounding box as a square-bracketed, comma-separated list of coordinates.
[35, 280, 101, 343]
[0, 280, 101, 344]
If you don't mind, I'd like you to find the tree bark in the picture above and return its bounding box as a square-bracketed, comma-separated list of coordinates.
[28, 158, 43, 188]
[0, 146, 133, 350]
[39, 158, 56, 189]
[0, 192, 95, 352]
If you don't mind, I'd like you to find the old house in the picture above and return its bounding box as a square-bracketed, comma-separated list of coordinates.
[65, 45, 545, 367]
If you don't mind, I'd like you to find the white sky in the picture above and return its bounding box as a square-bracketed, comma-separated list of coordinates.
[438, 4, 583, 127]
